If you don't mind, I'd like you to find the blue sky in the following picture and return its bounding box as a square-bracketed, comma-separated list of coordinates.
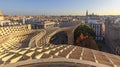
[0, 0, 120, 15]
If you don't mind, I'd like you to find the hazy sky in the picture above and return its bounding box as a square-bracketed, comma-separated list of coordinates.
[0, 0, 120, 15]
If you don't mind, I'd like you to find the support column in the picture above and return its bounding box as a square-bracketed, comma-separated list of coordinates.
[67, 32, 74, 45]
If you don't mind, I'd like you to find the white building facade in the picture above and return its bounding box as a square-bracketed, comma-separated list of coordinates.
[86, 18, 105, 41]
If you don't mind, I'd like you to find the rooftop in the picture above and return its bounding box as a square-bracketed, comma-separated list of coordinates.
[0, 45, 120, 67]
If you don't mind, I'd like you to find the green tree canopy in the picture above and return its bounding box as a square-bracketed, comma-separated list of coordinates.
[74, 24, 96, 42]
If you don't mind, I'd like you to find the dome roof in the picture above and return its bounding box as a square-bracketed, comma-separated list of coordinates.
[0, 11, 2, 16]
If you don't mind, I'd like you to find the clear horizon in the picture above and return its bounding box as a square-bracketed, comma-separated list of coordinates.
[0, 0, 120, 16]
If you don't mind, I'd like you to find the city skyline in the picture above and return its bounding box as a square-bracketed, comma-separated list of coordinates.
[0, 0, 120, 15]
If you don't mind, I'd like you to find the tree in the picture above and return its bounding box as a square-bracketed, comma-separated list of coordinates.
[74, 24, 96, 44]
[74, 24, 98, 50]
